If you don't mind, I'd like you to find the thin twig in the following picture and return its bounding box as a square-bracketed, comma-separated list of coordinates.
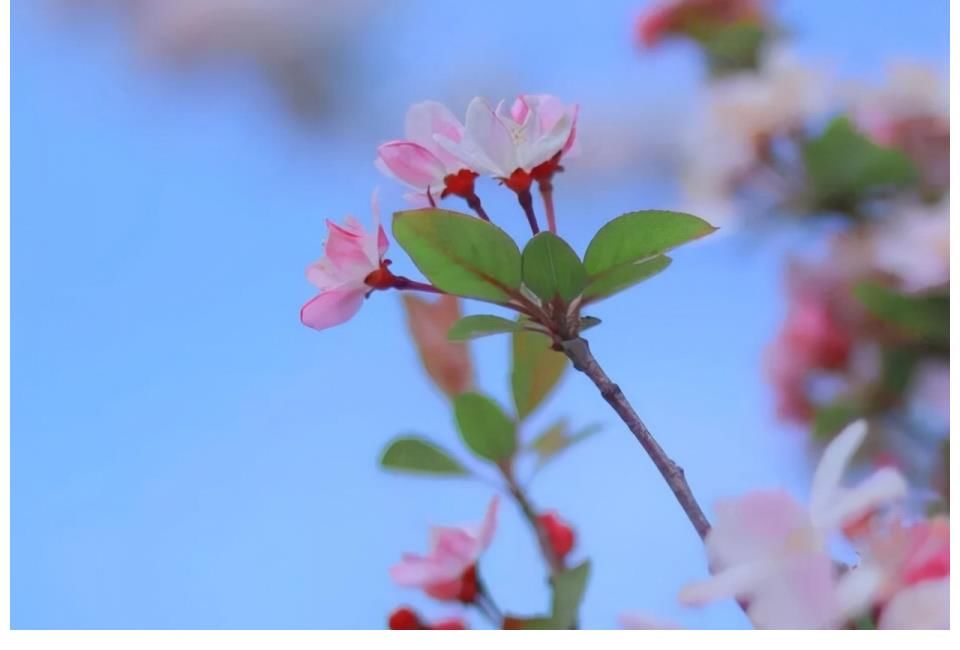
[560, 337, 711, 540]
[500, 464, 565, 576]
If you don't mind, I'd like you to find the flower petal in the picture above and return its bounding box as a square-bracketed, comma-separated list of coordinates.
[816, 467, 908, 532]
[678, 561, 768, 606]
[376, 141, 447, 190]
[878, 578, 949, 629]
[405, 100, 465, 169]
[809, 419, 868, 524]
[299, 287, 366, 331]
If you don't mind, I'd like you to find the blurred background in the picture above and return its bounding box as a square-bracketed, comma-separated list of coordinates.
[11, 0, 948, 629]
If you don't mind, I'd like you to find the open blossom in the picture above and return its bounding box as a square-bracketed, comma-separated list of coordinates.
[680, 420, 909, 628]
[390, 497, 499, 602]
[437, 95, 577, 192]
[855, 515, 949, 597]
[300, 194, 390, 331]
[376, 101, 478, 204]
[635, 0, 767, 49]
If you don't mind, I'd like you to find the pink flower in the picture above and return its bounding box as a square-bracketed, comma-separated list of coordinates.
[877, 578, 949, 629]
[300, 193, 391, 331]
[390, 497, 499, 602]
[679, 420, 908, 628]
[376, 101, 479, 203]
[635, 0, 767, 49]
[437, 96, 576, 192]
[855, 516, 949, 603]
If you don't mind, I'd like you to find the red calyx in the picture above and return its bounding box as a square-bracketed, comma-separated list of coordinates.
[388, 607, 425, 630]
[364, 261, 397, 290]
[504, 168, 533, 193]
[531, 152, 564, 184]
[423, 564, 478, 604]
[441, 169, 479, 199]
[538, 512, 575, 560]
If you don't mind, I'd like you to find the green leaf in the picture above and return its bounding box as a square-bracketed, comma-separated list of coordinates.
[551, 561, 591, 629]
[503, 616, 556, 630]
[812, 401, 860, 440]
[583, 255, 672, 303]
[511, 330, 567, 420]
[521, 232, 587, 303]
[453, 392, 516, 462]
[804, 117, 918, 211]
[529, 419, 603, 467]
[448, 314, 526, 341]
[393, 209, 522, 302]
[578, 316, 602, 332]
[379, 436, 471, 476]
[854, 283, 948, 345]
[583, 210, 715, 277]
[701, 22, 767, 76]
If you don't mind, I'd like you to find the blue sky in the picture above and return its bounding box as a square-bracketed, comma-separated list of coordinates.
[11, 0, 947, 629]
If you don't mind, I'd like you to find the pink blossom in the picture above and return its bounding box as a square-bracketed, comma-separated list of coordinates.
[437, 96, 576, 192]
[300, 194, 390, 331]
[635, 0, 767, 49]
[877, 578, 949, 629]
[376, 101, 478, 203]
[855, 516, 949, 604]
[390, 497, 499, 602]
[679, 420, 908, 628]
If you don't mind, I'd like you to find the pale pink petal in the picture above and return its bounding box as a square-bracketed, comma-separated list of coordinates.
[389, 553, 461, 587]
[878, 578, 949, 629]
[809, 419, 868, 524]
[746, 552, 842, 629]
[816, 467, 908, 532]
[324, 218, 372, 268]
[376, 141, 447, 190]
[461, 97, 516, 176]
[299, 286, 366, 331]
[678, 561, 769, 606]
[707, 490, 810, 566]
[369, 188, 390, 259]
[510, 96, 530, 124]
[473, 495, 499, 551]
[405, 100, 465, 169]
[834, 565, 884, 620]
[619, 612, 682, 629]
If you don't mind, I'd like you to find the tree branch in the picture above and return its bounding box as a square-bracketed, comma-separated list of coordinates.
[561, 337, 711, 540]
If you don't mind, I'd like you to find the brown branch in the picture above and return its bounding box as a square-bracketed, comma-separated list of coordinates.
[561, 337, 711, 540]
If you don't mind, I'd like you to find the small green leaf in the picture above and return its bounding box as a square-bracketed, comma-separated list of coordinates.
[503, 615, 555, 630]
[854, 283, 948, 345]
[453, 392, 516, 462]
[812, 401, 860, 440]
[583, 210, 715, 277]
[804, 117, 918, 211]
[380, 436, 471, 476]
[551, 561, 591, 629]
[448, 314, 526, 341]
[529, 419, 602, 467]
[583, 255, 672, 303]
[701, 22, 767, 76]
[521, 232, 588, 303]
[511, 329, 567, 420]
[393, 209, 522, 302]
[578, 316, 602, 332]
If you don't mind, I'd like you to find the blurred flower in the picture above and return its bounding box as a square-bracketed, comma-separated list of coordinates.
[388, 607, 468, 630]
[300, 193, 390, 331]
[537, 511, 576, 561]
[680, 48, 830, 223]
[877, 578, 949, 629]
[437, 96, 576, 192]
[680, 420, 908, 628]
[635, 0, 768, 49]
[376, 101, 477, 205]
[401, 294, 474, 398]
[847, 63, 948, 191]
[618, 611, 682, 629]
[855, 516, 949, 602]
[390, 497, 499, 603]
[868, 199, 949, 293]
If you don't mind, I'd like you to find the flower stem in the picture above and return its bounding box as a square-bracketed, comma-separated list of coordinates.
[538, 180, 557, 234]
[500, 464, 564, 577]
[516, 189, 541, 235]
[392, 277, 443, 294]
[465, 193, 492, 222]
[560, 337, 711, 540]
